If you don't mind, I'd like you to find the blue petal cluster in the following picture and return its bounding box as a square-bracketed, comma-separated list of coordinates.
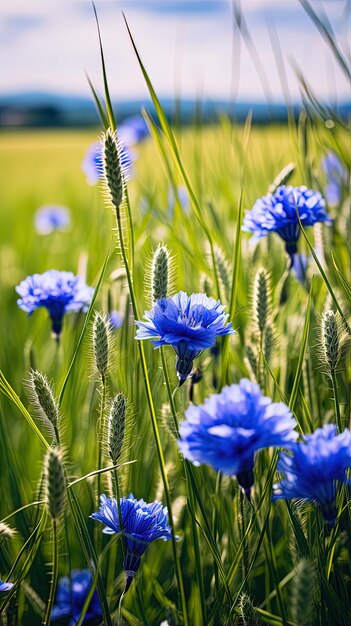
[135, 291, 234, 385]
[179, 378, 298, 496]
[243, 185, 330, 259]
[321, 152, 347, 207]
[118, 114, 149, 146]
[51, 569, 101, 626]
[109, 309, 124, 331]
[82, 139, 133, 186]
[35, 205, 70, 235]
[273, 424, 351, 526]
[0, 580, 13, 592]
[91, 494, 172, 591]
[16, 270, 94, 337]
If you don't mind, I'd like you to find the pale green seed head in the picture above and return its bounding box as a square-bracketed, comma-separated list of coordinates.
[253, 268, 271, 333]
[290, 558, 316, 626]
[93, 312, 111, 378]
[0, 522, 16, 546]
[29, 370, 59, 430]
[103, 128, 124, 211]
[239, 593, 263, 626]
[151, 244, 170, 303]
[44, 448, 66, 521]
[108, 393, 127, 464]
[321, 310, 340, 373]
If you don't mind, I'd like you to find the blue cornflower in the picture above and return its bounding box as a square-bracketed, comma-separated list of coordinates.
[135, 291, 234, 386]
[82, 140, 133, 186]
[34, 205, 70, 235]
[118, 114, 149, 146]
[109, 310, 124, 331]
[16, 270, 94, 338]
[51, 569, 101, 625]
[321, 152, 348, 207]
[179, 378, 298, 497]
[273, 424, 351, 526]
[168, 186, 190, 217]
[0, 580, 13, 591]
[91, 494, 173, 592]
[243, 185, 331, 261]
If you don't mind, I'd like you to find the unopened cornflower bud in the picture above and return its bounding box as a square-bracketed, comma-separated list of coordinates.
[29, 370, 59, 430]
[253, 268, 270, 333]
[103, 128, 125, 211]
[93, 312, 111, 378]
[321, 310, 340, 373]
[0, 522, 16, 546]
[151, 244, 170, 303]
[44, 448, 66, 521]
[107, 393, 127, 464]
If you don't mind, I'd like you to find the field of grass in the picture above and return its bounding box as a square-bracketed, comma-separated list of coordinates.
[0, 111, 350, 626]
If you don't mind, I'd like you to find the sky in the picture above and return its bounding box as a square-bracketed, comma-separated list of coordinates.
[0, 0, 350, 103]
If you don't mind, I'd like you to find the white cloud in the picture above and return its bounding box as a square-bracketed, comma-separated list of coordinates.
[0, 0, 349, 103]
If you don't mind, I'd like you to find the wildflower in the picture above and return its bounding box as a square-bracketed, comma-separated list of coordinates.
[242, 185, 330, 262]
[91, 494, 173, 592]
[179, 378, 298, 497]
[321, 152, 347, 207]
[34, 205, 70, 235]
[168, 186, 190, 217]
[82, 139, 133, 186]
[273, 424, 351, 526]
[16, 270, 93, 338]
[109, 310, 124, 331]
[135, 291, 234, 386]
[0, 580, 13, 591]
[118, 114, 149, 146]
[51, 570, 101, 625]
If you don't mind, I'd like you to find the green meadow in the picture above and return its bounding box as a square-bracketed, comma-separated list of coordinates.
[0, 113, 350, 626]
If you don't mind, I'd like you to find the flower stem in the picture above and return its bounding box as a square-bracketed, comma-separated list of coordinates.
[43, 520, 58, 626]
[114, 205, 189, 626]
[160, 346, 206, 623]
[97, 374, 107, 503]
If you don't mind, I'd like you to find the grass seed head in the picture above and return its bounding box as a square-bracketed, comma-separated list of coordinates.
[44, 448, 66, 521]
[108, 393, 127, 464]
[93, 311, 111, 378]
[151, 243, 170, 303]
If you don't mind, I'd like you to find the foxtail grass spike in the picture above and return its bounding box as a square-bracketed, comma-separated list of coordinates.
[321, 310, 340, 374]
[151, 243, 170, 303]
[264, 323, 274, 362]
[29, 370, 60, 429]
[253, 268, 270, 333]
[290, 558, 316, 626]
[268, 162, 296, 194]
[107, 393, 127, 464]
[0, 522, 16, 546]
[214, 245, 231, 301]
[239, 593, 263, 625]
[103, 128, 125, 212]
[93, 312, 111, 378]
[44, 448, 66, 521]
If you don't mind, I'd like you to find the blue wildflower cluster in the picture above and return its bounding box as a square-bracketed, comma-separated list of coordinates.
[135, 291, 234, 385]
[35, 205, 70, 235]
[243, 185, 331, 261]
[91, 494, 173, 591]
[52, 569, 101, 625]
[16, 270, 93, 338]
[273, 424, 351, 526]
[179, 378, 298, 497]
[321, 152, 348, 207]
